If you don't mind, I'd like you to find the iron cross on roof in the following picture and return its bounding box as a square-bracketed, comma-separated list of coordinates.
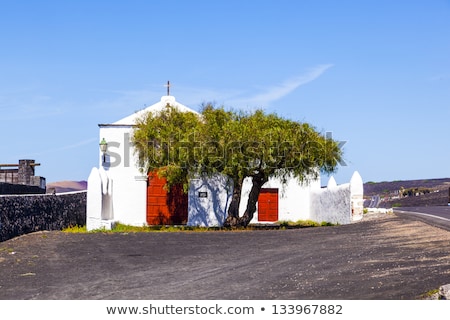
[165, 80, 171, 96]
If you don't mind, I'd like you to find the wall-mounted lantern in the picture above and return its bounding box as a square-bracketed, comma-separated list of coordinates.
[99, 138, 108, 163]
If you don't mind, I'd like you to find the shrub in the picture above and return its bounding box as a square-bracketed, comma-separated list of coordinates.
[63, 225, 87, 233]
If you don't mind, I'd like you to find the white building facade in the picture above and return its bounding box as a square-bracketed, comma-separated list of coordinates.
[86, 95, 364, 231]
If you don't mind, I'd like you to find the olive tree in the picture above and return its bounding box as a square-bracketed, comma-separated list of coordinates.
[133, 103, 343, 227]
[198, 105, 342, 227]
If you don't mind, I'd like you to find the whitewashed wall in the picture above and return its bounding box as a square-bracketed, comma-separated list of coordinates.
[86, 167, 103, 231]
[97, 125, 147, 227]
[309, 182, 352, 225]
[309, 172, 364, 225]
[350, 171, 364, 221]
[242, 175, 321, 223]
[86, 167, 114, 231]
[187, 172, 362, 227]
[187, 174, 233, 227]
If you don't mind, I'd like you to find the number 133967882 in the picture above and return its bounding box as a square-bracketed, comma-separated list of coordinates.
[271, 304, 343, 315]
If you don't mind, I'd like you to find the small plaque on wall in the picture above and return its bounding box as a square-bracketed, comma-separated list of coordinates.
[198, 191, 208, 198]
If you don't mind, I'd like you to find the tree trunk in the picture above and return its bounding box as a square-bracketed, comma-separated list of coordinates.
[224, 172, 268, 228]
[223, 181, 242, 227]
[239, 172, 268, 227]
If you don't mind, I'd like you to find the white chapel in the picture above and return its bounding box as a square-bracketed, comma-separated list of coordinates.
[86, 93, 364, 231]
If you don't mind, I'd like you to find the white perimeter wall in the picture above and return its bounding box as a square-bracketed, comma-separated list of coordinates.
[309, 172, 364, 225]
[309, 183, 352, 225]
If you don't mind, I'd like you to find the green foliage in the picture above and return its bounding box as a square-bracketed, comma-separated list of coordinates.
[63, 225, 87, 233]
[198, 105, 343, 184]
[321, 221, 336, 226]
[61, 221, 336, 233]
[419, 288, 439, 300]
[63, 223, 222, 233]
[132, 103, 344, 226]
[111, 223, 215, 233]
[133, 103, 343, 190]
[278, 220, 336, 228]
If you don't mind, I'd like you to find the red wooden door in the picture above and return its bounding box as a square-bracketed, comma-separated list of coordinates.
[147, 171, 188, 225]
[258, 188, 279, 222]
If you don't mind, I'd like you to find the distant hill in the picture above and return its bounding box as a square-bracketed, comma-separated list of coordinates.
[46, 181, 87, 193]
[364, 178, 450, 208]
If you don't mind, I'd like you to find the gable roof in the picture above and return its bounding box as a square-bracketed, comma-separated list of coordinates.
[112, 96, 199, 126]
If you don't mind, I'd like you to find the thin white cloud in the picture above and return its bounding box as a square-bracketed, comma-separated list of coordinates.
[59, 138, 99, 151]
[0, 92, 64, 120]
[16, 138, 99, 159]
[244, 64, 334, 106]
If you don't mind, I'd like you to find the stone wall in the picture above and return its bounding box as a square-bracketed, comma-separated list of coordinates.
[0, 191, 86, 242]
[0, 169, 19, 184]
[0, 182, 46, 195]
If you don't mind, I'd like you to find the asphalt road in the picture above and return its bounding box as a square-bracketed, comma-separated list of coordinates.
[394, 206, 450, 231]
[1, 211, 450, 300]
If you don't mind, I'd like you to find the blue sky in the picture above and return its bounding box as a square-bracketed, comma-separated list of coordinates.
[1, 0, 449, 184]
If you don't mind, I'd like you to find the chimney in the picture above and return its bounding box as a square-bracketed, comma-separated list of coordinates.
[18, 159, 35, 185]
